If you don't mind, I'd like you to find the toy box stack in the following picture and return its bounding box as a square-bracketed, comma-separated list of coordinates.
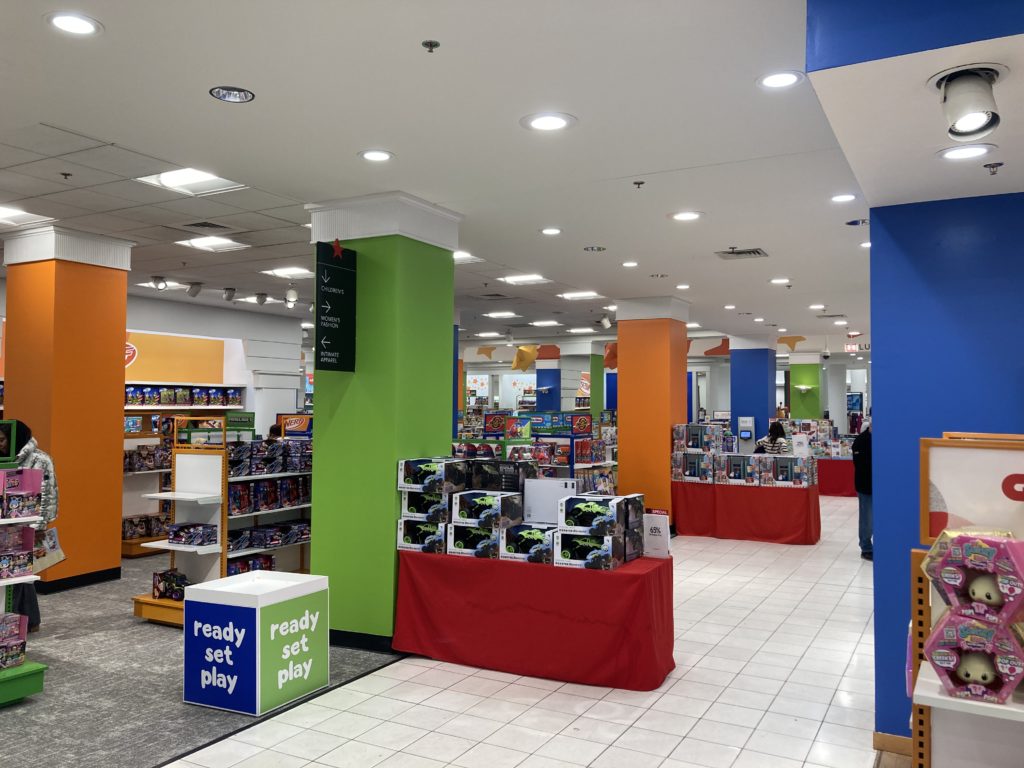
[0, 525, 34, 579]
[0, 612, 28, 669]
[1, 468, 43, 519]
[922, 531, 1024, 704]
[552, 493, 644, 570]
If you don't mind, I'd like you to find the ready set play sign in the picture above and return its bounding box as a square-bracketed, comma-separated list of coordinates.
[183, 572, 329, 715]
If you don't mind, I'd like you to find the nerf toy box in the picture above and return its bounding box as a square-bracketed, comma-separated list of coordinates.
[401, 491, 450, 523]
[558, 495, 625, 536]
[396, 519, 446, 553]
[500, 524, 555, 564]
[228, 483, 254, 516]
[469, 459, 538, 493]
[167, 523, 217, 546]
[446, 524, 499, 558]
[451, 491, 523, 529]
[398, 458, 468, 493]
[553, 531, 624, 570]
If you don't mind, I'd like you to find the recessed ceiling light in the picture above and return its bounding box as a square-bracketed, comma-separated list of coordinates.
[240, 295, 283, 305]
[687, 322, 701, 329]
[809, 303, 825, 310]
[359, 149, 393, 162]
[499, 274, 549, 285]
[540, 227, 562, 236]
[939, 144, 995, 160]
[857, 356, 864, 361]
[261, 267, 314, 279]
[777, 353, 790, 358]
[603, 305, 618, 312]
[779, 328, 788, 332]
[583, 245, 606, 252]
[758, 71, 804, 89]
[476, 331, 502, 338]
[567, 327, 595, 334]
[520, 112, 577, 131]
[453, 250, 476, 262]
[483, 311, 520, 319]
[622, 261, 638, 268]
[530, 320, 562, 327]
[48, 12, 102, 35]
[301, 223, 312, 229]
[860, 241, 871, 249]
[753, 317, 765, 323]
[176, 236, 249, 252]
[675, 284, 690, 290]
[210, 86, 255, 103]
[671, 211, 701, 222]
[724, 304, 736, 310]
[136, 168, 245, 196]
[770, 277, 790, 285]
[831, 194, 856, 203]
[849, 353, 856, 357]
[559, 291, 603, 300]
[301, 322, 314, 329]
[834, 320, 848, 326]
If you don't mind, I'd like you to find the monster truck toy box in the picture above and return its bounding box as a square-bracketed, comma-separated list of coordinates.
[398, 458, 468, 493]
[451, 491, 523, 529]
[396, 519, 447, 553]
[401, 491, 450, 523]
[554, 531, 625, 570]
[500, 524, 556, 564]
[558, 495, 626, 536]
[446, 524, 499, 559]
[469, 459, 538, 493]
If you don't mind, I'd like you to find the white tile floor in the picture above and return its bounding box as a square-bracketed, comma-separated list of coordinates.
[170, 496, 875, 768]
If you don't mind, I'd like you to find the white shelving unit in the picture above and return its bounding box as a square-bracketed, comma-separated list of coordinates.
[227, 503, 312, 521]
[0, 517, 42, 527]
[141, 491, 222, 504]
[140, 541, 221, 555]
[229, 471, 311, 483]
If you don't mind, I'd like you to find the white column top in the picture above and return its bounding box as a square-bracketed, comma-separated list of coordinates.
[728, 334, 777, 350]
[1, 225, 133, 271]
[790, 352, 822, 365]
[306, 191, 462, 251]
[615, 296, 689, 322]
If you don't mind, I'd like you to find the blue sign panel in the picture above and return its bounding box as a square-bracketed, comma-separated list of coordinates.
[184, 600, 258, 714]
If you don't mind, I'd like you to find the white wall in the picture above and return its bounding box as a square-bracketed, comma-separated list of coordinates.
[825, 364, 848, 432]
[559, 355, 589, 411]
[708, 363, 731, 416]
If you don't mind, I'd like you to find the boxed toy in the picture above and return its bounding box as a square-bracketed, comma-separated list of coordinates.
[553, 531, 624, 570]
[208, 388, 226, 406]
[928, 534, 1024, 624]
[149, 512, 171, 537]
[0, 550, 32, 579]
[398, 458, 469, 493]
[298, 475, 312, 504]
[925, 613, 1024, 704]
[451, 491, 523, 528]
[122, 516, 149, 539]
[228, 441, 253, 478]
[228, 482, 254, 516]
[470, 459, 538, 493]
[682, 452, 714, 483]
[558, 495, 624, 535]
[278, 477, 301, 507]
[0, 640, 26, 670]
[227, 528, 253, 552]
[251, 441, 286, 475]
[275, 520, 311, 545]
[500, 524, 555, 564]
[175, 387, 191, 406]
[125, 385, 143, 406]
[612, 493, 644, 529]
[167, 523, 217, 546]
[446, 524, 499, 558]
[716, 454, 758, 485]
[253, 479, 280, 511]
[152, 568, 189, 601]
[396, 519, 447, 553]
[250, 525, 283, 549]
[249, 554, 275, 570]
[158, 387, 175, 405]
[624, 526, 644, 562]
[227, 558, 251, 576]
[773, 456, 815, 487]
[402, 491, 449, 523]
[921, 527, 1014, 605]
[0, 613, 26, 642]
[226, 388, 243, 406]
[191, 387, 209, 406]
[143, 387, 159, 406]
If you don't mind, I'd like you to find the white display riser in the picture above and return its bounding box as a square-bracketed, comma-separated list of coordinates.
[929, 707, 1024, 768]
[122, 470, 168, 518]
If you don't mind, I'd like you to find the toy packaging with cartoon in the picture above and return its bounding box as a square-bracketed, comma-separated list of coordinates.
[499, 524, 556, 564]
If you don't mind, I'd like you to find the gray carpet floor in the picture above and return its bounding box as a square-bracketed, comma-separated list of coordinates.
[3, 555, 400, 768]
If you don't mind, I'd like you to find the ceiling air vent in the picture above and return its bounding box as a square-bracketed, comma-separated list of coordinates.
[477, 293, 512, 299]
[184, 221, 231, 230]
[816, 313, 847, 320]
[715, 247, 769, 260]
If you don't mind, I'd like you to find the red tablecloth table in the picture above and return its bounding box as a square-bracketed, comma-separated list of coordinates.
[817, 458, 857, 497]
[393, 551, 675, 691]
[671, 481, 717, 536]
[671, 481, 821, 545]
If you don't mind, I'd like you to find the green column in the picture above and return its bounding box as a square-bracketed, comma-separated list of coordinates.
[590, 353, 604, 422]
[308, 195, 459, 643]
[789, 362, 822, 419]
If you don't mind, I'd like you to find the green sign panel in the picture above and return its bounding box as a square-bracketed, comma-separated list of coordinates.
[315, 240, 357, 372]
[226, 411, 256, 430]
[258, 589, 330, 712]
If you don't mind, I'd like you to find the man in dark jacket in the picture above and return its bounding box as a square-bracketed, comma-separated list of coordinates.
[852, 421, 872, 561]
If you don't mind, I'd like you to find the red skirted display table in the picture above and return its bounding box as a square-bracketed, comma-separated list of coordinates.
[817, 458, 857, 497]
[393, 552, 675, 691]
[671, 482, 821, 545]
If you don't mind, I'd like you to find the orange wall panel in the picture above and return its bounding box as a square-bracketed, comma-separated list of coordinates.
[125, 331, 224, 383]
[6, 260, 127, 583]
[617, 318, 687, 517]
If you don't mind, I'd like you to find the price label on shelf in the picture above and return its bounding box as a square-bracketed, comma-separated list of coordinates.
[315, 240, 357, 372]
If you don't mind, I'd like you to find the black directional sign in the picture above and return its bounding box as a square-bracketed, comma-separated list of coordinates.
[315, 240, 357, 372]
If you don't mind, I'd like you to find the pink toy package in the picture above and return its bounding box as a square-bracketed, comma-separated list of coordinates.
[925, 613, 1024, 704]
[931, 534, 1024, 624]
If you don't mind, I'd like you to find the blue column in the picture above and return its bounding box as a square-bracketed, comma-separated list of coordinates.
[605, 372, 618, 410]
[729, 348, 775, 439]
[871, 192, 1024, 737]
[535, 366, 561, 412]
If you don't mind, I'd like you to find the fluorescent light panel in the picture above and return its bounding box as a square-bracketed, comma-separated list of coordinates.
[261, 267, 314, 278]
[567, 328, 595, 334]
[0, 206, 55, 227]
[176, 236, 249, 252]
[136, 168, 246, 196]
[500, 274, 549, 285]
[483, 311, 520, 319]
[240, 295, 283, 304]
[530, 320, 561, 327]
[559, 291, 603, 300]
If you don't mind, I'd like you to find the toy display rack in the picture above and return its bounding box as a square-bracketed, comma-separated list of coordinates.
[0, 514, 46, 705]
[131, 416, 312, 626]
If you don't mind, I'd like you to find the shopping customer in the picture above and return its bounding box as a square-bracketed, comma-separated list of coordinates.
[755, 421, 790, 454]
[11, 420, 59, 630]
[853, 420, 872, 561]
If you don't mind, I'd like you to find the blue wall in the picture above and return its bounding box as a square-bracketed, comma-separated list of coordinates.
[605, 372, 618, 410]
[871, 192, 1024, 736]
[807, 0, 1024, 71]
[536, 367, 561, 412]
[729, 349, 775, 439]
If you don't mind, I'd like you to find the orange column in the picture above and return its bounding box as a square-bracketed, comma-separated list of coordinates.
[3, 226, 129, 589]
[617, 298, 688, 521]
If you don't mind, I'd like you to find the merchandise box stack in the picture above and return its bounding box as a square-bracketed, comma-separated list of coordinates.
[228, 476, 311, 517]
[123, 512, 171, 540]
[0, 612, 28, 670]
[125, 385, 243, 408]
[226, 439, 313, 478]
[0, 526, 34, 579]
[1, 469, 43, 519]
[124, 444, 171, 472]
[553, 493, 645, 570]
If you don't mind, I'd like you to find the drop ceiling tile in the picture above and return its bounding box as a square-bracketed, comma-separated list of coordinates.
[0, 125, 105, 155]
[159, 197, 244, 219]
[123, 225, 192, 242]
[211, 188, 301, 211]
[258, 204, 310, 224]
[58, 146, 176, 178]
[10, 197, 91, 220]
[234, 227, 310, 247]
[0, 170, 72, 197]
[115, 205, 193, 226]
[8, 158, 122, 187]
[0, 144, 46, 169]
[208, 212, 296, 232]
[62, 213, 152, 233]
[35, 188, 138, 213]
[90, 180, 188, 205]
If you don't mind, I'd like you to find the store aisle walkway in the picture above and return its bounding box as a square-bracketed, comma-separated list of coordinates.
[170, 496, 877, 768]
